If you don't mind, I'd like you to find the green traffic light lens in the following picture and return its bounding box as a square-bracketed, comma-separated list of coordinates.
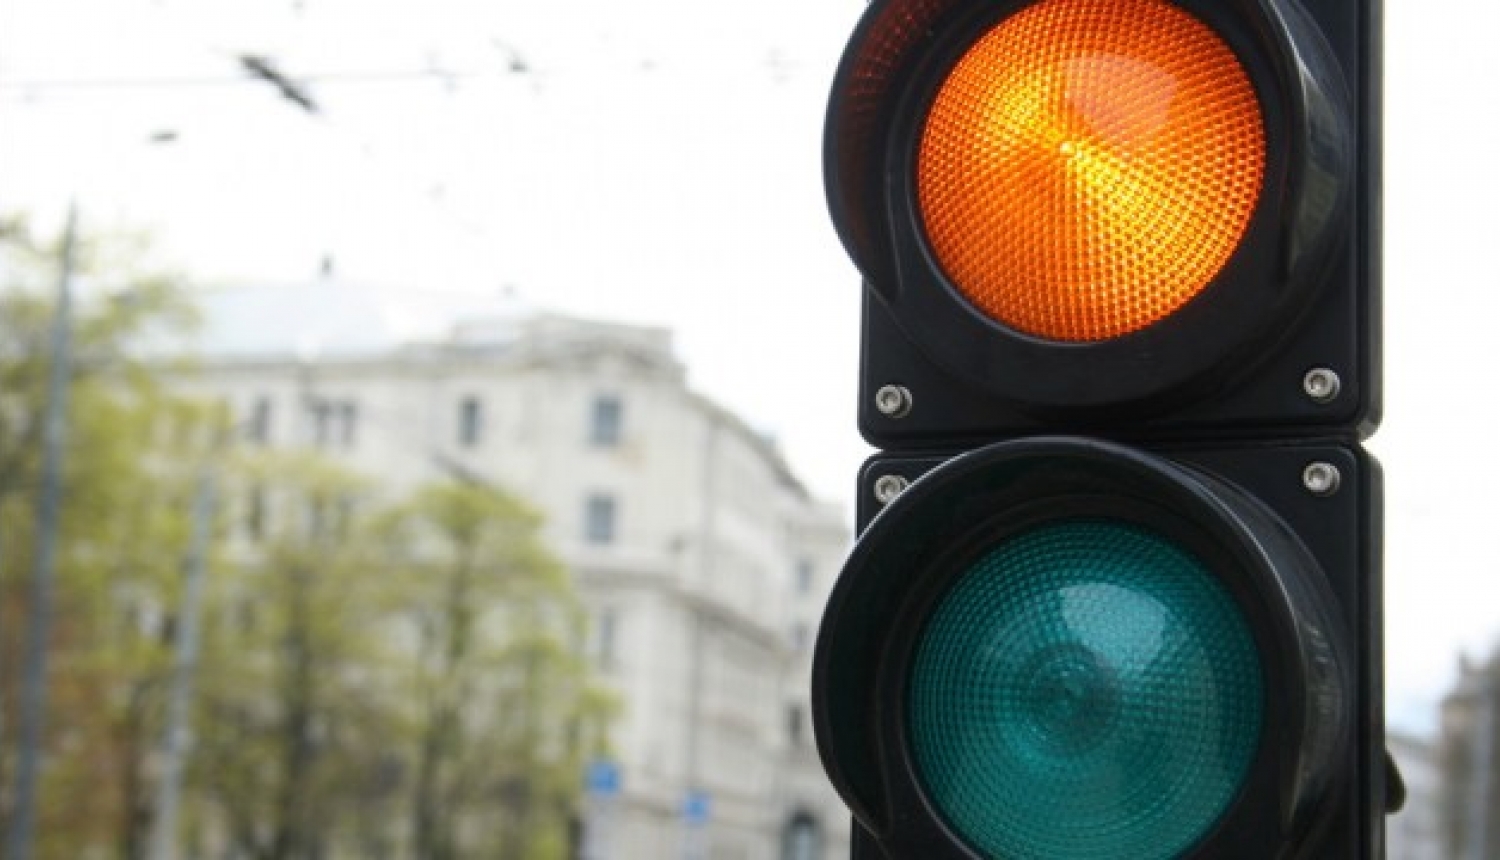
[908, 519, 1263, 859]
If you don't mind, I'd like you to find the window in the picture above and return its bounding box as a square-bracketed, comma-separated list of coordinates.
[458, 396, 483, 448]
[782, 814, 822, 860]
[311, 400, 331, 447]
[337, 401, 358, 448]
[309, 398, 357, 449]
[795, 558, 815, 595]
[584, 494, 617, 544]
[247, 396, 273, 445]
[590, 395, 622, 446]
[787, 704, 805, 746]
[597, 609, 618, 671]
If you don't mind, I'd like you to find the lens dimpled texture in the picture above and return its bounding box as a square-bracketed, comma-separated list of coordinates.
[917, 0, 1265, 342]
[909, 520, 1263, 860]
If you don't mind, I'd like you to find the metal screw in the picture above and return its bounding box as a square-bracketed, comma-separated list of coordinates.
[1303, 368, 1341, 404]
[874, 384, 913, 419]
[873, 474, 910, 505]
[1302, 462, 1341, 497]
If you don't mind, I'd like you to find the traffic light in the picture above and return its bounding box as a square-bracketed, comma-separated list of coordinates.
[809, 0, 1386, 857]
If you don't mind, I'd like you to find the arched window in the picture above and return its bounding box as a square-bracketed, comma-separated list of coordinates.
[782, 811, 822, 860]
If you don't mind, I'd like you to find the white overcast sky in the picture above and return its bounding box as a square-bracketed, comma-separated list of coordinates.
[2, 0, 1498, 737]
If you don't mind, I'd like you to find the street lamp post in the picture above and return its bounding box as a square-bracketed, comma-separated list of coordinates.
[6, 203, 79, 860]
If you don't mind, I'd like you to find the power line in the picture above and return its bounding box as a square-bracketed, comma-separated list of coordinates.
[0, 67, 504, 93]
[0, 50, 788, 99]
[239, 54, 320, 113]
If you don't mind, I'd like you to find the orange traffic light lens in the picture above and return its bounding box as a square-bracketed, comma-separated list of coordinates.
[917, 0, 1265, 342]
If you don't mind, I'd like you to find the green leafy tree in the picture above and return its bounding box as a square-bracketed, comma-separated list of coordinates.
[3, 215, 612, 860]
[189, 452, 395, 860]
[189, 466, 614, 860]
[0, 213, 209, 860]
[372, 480, 615, 860]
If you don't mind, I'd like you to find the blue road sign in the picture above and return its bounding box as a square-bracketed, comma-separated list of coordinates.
[682, 790, 711, 826]
[586, 759, 621, 798]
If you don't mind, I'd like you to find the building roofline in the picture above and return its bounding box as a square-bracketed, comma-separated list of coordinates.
[179, 302, 813, 502]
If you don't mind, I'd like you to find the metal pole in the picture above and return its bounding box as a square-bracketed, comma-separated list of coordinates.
[6, 203, 79, 860]
[581, 790, 615, 860]
[147, 469, 216, 860]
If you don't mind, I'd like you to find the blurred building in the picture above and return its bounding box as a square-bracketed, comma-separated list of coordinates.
[1439, 649, 1500, 860]
[171, 284, 851, 860]
[1387, 730, 1443, 859]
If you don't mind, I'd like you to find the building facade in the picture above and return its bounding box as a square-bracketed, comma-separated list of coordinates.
[1439, 649, 1500, 860]
[1387, 730, 1443, 860]
[175, 297, 851, 860]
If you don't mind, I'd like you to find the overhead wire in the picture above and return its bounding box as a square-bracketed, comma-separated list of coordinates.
[0, 67, 503, 96]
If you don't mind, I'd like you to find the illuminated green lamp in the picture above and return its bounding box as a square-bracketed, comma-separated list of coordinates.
[908, 519, 1263, 859]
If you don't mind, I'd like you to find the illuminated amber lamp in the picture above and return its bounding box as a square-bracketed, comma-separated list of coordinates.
[916, 0, 1266, 342]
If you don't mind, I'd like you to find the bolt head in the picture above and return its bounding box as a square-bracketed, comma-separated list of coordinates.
[873, 474, 910, 505]
[1303, 368, 1341, 404]
[874, 384, 913, 419]
[1302, 462, 1341, 496]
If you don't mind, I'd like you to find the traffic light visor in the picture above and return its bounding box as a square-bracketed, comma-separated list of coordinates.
[908, 519, 1263, 858]
[917, 0, 1266, 342]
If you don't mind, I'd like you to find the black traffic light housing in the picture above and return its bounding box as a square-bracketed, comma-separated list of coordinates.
[817, 439, 1384, 858]
[828, 0, 1380, 446]
[810, 0, 1386, 855]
